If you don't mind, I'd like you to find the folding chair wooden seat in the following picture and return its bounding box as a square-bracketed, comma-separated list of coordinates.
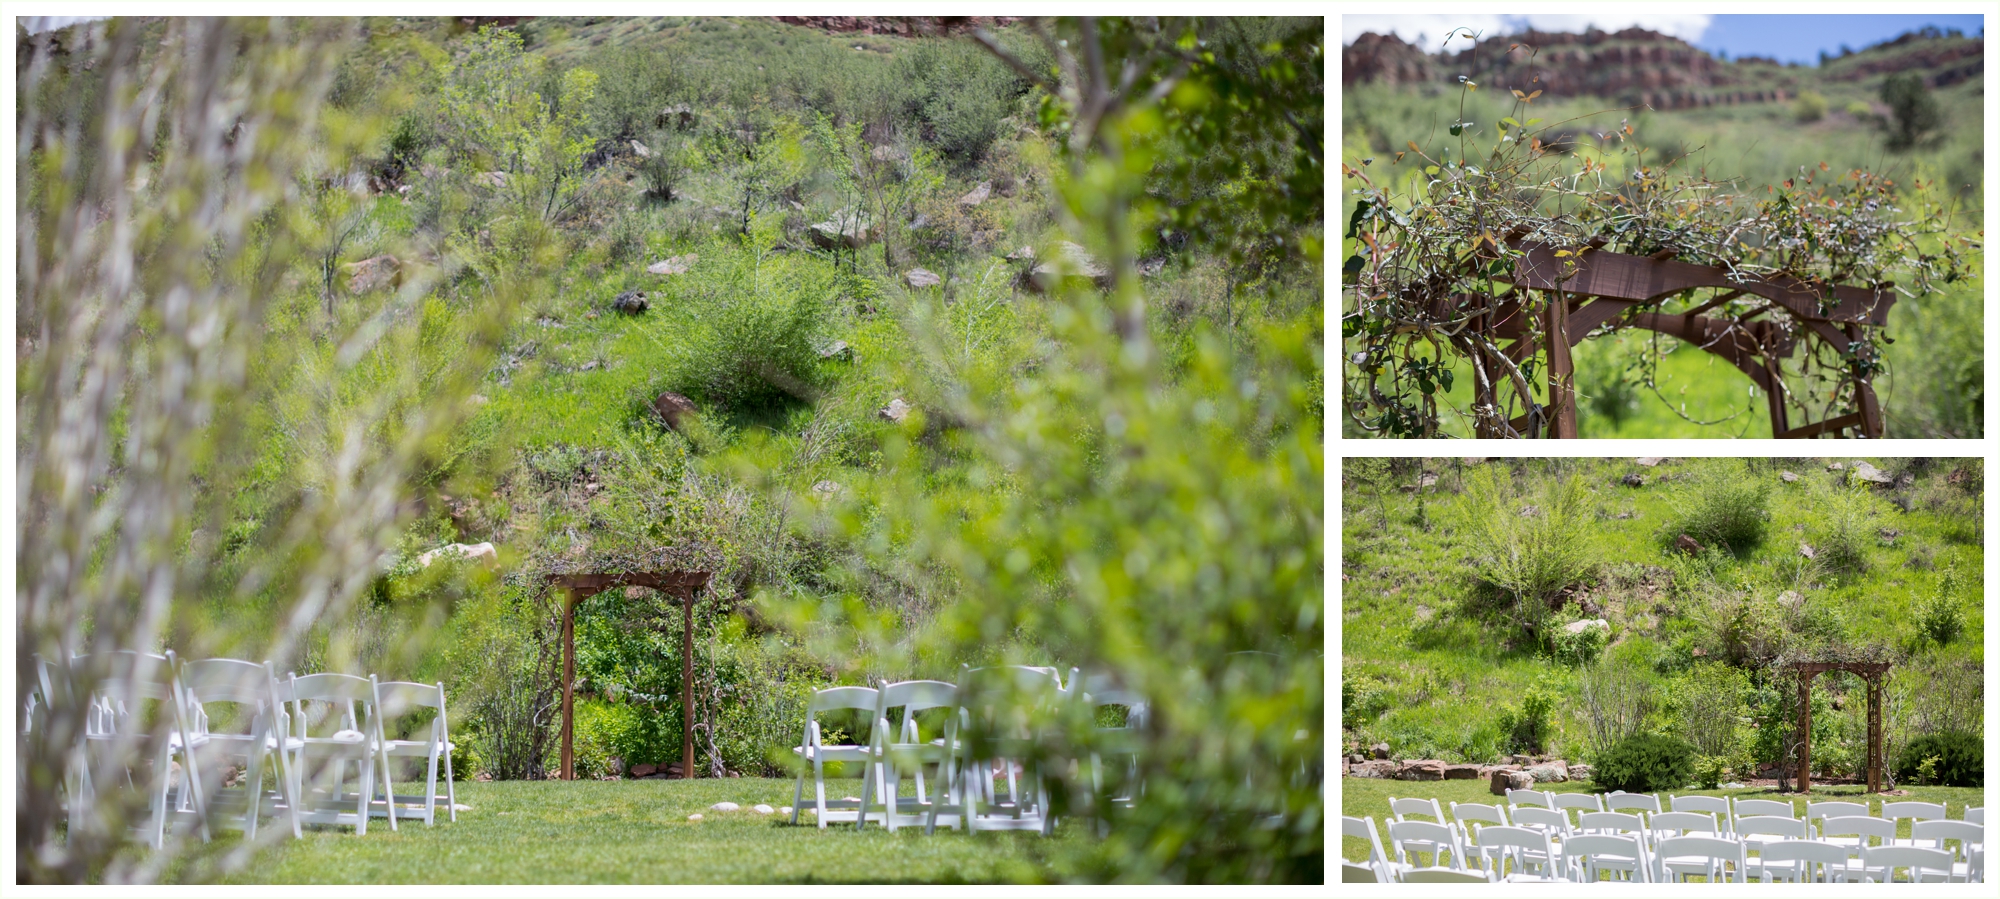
[374, 679, 457, 826]
[790, 685, 881, 828]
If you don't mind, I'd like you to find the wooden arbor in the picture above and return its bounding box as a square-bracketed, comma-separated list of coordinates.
[1462, 239, 1897, 439]
[1792, 660, 1891, 793]
[552, 570, 711, 781]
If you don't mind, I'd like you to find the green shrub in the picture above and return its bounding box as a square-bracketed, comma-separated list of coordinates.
[1592, 732, 1697, 793]
[1880, 72, 1941, 151]
[1895, 731, 1982, 787]
[1546, 619, 1607, 666]
[1915, 564, 1965, 647]
[1341, 675, 1393, 729]
[1792, 90, 1828, 124]
[1463, 466, 1597, 621]
[1498, 672, 1559, 755]
[1670, 465, 1770, 554]
[649, 242, 841, 415]
[895, 39, 1024, 168]
[1809, 482, 1872, 573]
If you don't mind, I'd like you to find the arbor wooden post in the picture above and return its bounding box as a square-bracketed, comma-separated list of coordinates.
[1543, 292, 1578, 438]
[1797, 667, 1815, 793]
[1792, 660, 1890, 794]
[552, 570, 711, 781]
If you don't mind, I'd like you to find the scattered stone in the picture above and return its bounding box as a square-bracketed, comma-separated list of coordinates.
[879, 398, 912, 423]
[1852, 461, 1893, 485]
[816, 339, 853, 361]
[1028, 241, 1111, 292]
[1620, 473, 1645, 487]
[687, 813, 704, 822]
[1372, 743, 1391, 760]
[958, 181, 991, 206]
[1348, 760, 1398, 779]
[1525, 764, 1566, 783]
[870, 144, 901, 162]
[1568, 764, 1594, 781]
[1444, 764, 1480, 780]
[653, 391, 698, 432]
[1635, 457, 1665, 467]
[810, 214, 876, 250]
[779, 806, 794, 816]
[1506, 771, 1535, 791]
[1799, 542, 1816, 560]
[752, 804, 775, 815]
[647, 254, 696, 276]
[1489, 771, 1513, 795]
[903, 268, 942, 289]
[613, 290, 649, 315]
[657, 105, 696, 131]
[475, 171, 509, 187]
[812, 480, 842, 499]
[1397, 760, 1447, 781]
[1400, 473, 1439, 492]
[474, 771, 494, 783]
[629, 139, 652, 159]
[631, 763, 658, 778]
[1675, 533, 1703, 555]
[710, 802, 740, 812]
[417, 542, 499, 568]
[344, 255, 403, 294]
[1878, 528, 1901, 544]
[1692, 647, 1707, 657]
[1778, 590, 1805, 609]
[1826, 462, 1846, 471]
[1780, 470, 1800, 483]
[1719, 782, 1746, 790]
[1005, 245, 1037, 263]
[1563, 618, 1609, 636]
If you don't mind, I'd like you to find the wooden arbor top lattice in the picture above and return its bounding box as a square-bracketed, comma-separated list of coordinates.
[1460, 237, 1897, 439]
[550, 569, 711, 782]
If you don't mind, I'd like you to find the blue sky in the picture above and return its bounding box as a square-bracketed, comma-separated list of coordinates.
[1344, 14, 1986, 66]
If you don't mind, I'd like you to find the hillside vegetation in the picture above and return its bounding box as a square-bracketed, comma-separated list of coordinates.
[1341, 458, 1983, 786]
[1341, 26, 1985, 438]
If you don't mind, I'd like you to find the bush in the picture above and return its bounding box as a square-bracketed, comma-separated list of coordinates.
[895, 39, 1024, 168]
[651, 241, 842, 415]
[1341, 675, 1393, 729]
[1793, 90, 1828, 123]
[1915, 564, 1965, 647]
[1895, 731, 1982, 787]
[1809, 482, 1872, 573]
[1670, 464, 1770, 554]
[1498, 672, 1559, 754]
[1546, 619, 1607, 666]
[1592, 732, 1697, 793]
[1463, 466, 1598, 618]
[1880, 72, 1942, 151]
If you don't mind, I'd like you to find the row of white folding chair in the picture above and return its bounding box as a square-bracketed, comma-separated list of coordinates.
[1342, 814, 1408, 882]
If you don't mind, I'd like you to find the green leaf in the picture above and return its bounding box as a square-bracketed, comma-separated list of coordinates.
[1424, 165, 1440, 175]
[1449, 123, 1463, 136]
[1502, 117, 1521, 128]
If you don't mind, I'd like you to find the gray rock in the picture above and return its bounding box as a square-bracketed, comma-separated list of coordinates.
[1372, 743, 1392, 760]
[1444, 764, 1481, 780]
[1852, 461, 1893, 484]
[958, 181, 991, 206]
[1569, 763, 1594, 780]
[613, 290, 649, 315]
[1525, 764, 1568, 783]
[1563, 618, 1609, 636]
[1635, 457, 1665, 467]
[752, 803, 775, 815]
[1397, 760, 1446, 781]
[903, 268, 942, 289]
[709, 801, 740, 812]
[630, 139, 652, 159]
[816, 339, 853, 361]
[1028, 241, 1111, 292]
[647, 254, 696, 276]
[344, 255, 402, 294]
[1621, 473, 1645, 487]
[1780, 470, 1800, 483]
[810, 213, 876, 250]
[653, 391, 698, 432]
[657, 105, 696, 131]
[879, 398, 912, 423]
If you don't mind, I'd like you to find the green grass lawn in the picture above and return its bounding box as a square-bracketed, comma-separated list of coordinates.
[1341, 777, 1985, 876]
[216, 778, 1085, 883]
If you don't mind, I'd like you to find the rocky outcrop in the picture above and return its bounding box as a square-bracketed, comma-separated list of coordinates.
[1396, 759, 1447, 781]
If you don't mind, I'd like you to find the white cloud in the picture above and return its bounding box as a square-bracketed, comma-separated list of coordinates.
[1343, 14, 1712, 47]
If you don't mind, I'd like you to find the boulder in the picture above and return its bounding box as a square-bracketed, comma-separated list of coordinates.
[870, 144, 902, 162]
[344, 255, 403, 294]
[1443, 764, 1481, 780]
[903, 268, 942, 289]
[710, 802, 740, 812]
[1851, 461, 1893, 485]
[1397, 759, 1446, 781]
[1620, 473, 1645, 487]
[613, 290, 649, 315]
[417, 542, 498, 568]
[475, 171, 509, 188]
[816, 339, 853, 361]
[1826, 462, 1846, 471]
[1372, 743, 1392, 760]
[810, 214, 876, 250]
[648, 254, 696, 276]
[1635, 457, 1665, 467]
[811, 480, 842, 499]
[1525, 763, 1568, 783]
[1799, 542, 1816, 560]
[629, 139, 652, 159]
[958, 181, 992, 206]
[1490, 770, 1535, 795]
[752, 804, 775, 815]
[630, 763, 658, 778]
[1028, 241, 1111, 292]
[1780, 470, 1800, 483]
[879, 398, 912, 423]
[653, 391, 698, 432]
[1569, 763, 1593, 781]
[1348, 760, 1398, 779]
[1564, 618, 1609, 636]
[657, 105, 696, 131]
[1675, 533, 1703, 555]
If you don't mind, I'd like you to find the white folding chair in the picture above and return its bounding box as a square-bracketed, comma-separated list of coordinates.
[1649, 812, 1724, 880]
[1343, 814, 1407, 882]
[1510, 805, 1572, 847]
[177, 657, 292, 841]
[1652, 835, 1745, 882]
[1477, 824, 1560, 879]
[1669, 794, 1732, 834]
[1387, 819, 1467, 870]
[1389, 796, 1451, 862]
[1806, 799, 1871, 835]
[1605, 791, 1661, 819]
[1756, 838, 1855, 882]
[790, 685, 881, 828]
[1549, 791, 1602, 828]
[1734, 815, 1810, 881]
[1881, 800, 1946, 847]
[949, 666, 1061, 834]
[1967, 806, 1987, 825]
[1912, 819, 1983, 883]
[1730, 797, 1795, 830]
[1563, 832, 1652, 882]
[1449, 802, 1511, 871]
[68, 650, 205, 848]
[374, 679, 456, 826]
[1506, 788, 1553, 809]
[1402, 866, 1494, 882]
[861, 679, 958, 832]
[1820, 815, 1897, 879]
[1068, 669, 1146, 817]
[283, 672, 380, 834]
[1860, 845, 1954, 882]
[1341, 861, 1381, 882]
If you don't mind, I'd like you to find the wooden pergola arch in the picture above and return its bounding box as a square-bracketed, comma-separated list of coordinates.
[551, 569, 711, 781]
[1792, 660, 1891, 793]
[1457, 238, 1897, 439]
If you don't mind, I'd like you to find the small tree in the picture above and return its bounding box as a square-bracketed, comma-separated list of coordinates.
[1879, 73, 1942, 151]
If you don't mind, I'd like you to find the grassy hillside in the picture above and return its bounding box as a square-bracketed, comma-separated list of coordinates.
[1340, 457, 1983, 777]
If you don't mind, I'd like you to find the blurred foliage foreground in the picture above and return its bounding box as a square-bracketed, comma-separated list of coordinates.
[15, 17, 1324, 884]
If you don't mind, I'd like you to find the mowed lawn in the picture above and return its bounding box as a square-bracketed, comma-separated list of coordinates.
[1341, 777, 1985, 871]
[222, 778, 1084, 883]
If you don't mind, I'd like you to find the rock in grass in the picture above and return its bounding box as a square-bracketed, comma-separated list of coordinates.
[1674, 533, 1703, 555]
[631, 763, 658, 778]
[1780, 470, 1800, 483]
[779, 806, 794, 817]
[612, 290, 649, 315]
[417, 542, 498, 568]
[879, 398, 912, 423]
[710, 802, 740, 812]
[1635, 457, 1664, 467]
[904, 268, 942, 289]
[958, 181, 991, 206]
[688, 813, 704, 822]
[653, 391, 698, 432]
[752, 804, 775, 815]
[453, 803, 472, 812]
[1852, 461, 1893, 485]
